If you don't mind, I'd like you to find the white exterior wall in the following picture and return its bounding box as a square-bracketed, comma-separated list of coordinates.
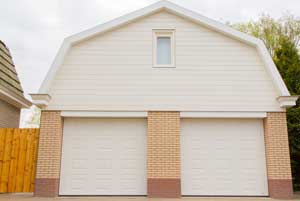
[47, 11, 282, 112]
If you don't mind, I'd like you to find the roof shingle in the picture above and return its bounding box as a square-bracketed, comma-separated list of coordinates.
[0, 40, 25, 98]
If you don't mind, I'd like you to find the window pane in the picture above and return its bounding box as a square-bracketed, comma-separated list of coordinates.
[157, 37, 171, 65]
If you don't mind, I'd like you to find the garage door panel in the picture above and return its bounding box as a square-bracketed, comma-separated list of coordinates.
[181, 119, 268, 196]
[60, 118, 147, 195]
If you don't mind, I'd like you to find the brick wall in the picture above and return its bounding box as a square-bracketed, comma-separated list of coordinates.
[0, 99, 20, 128]
[264, 112, 293, 199]
[34, 110, 293, 199]
[34, 111, 62, 197]
[147, 111, 181, 197]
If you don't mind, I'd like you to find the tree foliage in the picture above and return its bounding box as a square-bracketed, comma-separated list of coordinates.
[232, 14, 280, 56]
[232, 13, 300, 190]
[231, 13, 300, 56]
[274, 36, 300, 190]
[287, 107, 300, 190]
[274, 36, 300, 97]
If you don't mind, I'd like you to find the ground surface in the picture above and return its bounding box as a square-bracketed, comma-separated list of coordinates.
[1, 194, 300, 201]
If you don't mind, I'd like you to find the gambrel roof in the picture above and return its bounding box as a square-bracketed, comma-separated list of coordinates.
[34, 0, 297, 108]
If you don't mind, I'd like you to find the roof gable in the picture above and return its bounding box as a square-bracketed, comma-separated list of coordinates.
[38, 0, 290, 97]
[0, 41, 24, 96]
[0, 41, 31, 108]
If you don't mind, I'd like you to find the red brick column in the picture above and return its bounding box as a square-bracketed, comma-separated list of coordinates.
[264, 112, 293, 199]
[34, 111, 63, 197]
[147, 111, 181, 198]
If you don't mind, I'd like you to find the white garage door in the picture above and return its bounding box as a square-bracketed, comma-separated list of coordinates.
[181, 119, 268, 196]
[60, 118, 147, 195]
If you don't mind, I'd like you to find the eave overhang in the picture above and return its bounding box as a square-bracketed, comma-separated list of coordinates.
[30, 94, 51, 109]
[277, 96, 299, 108]
[0, 88, 32, 108]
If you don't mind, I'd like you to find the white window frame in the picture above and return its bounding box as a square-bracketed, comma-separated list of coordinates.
[153, 29, 175, 68]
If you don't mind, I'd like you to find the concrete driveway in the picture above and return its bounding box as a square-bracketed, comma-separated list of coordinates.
[1, 194, 300, 201]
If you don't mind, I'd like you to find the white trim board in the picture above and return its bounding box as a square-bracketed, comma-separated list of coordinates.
[61, 111, 147, 118]
[277, 96, 299, 108]
[38, 0, 290, 97]
[61, 111, 267, 118]
[180, 112, 267, 118]
[0, 88, 31, 108]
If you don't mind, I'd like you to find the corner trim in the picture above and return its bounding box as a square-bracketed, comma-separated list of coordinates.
[180, 111, 267, 118]
[277, 96, 299, 108]
[30, 94, 51, 108]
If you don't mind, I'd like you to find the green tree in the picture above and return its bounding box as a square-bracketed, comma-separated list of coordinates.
[231, 13, 300, 56]
[274, 36, 300, 190]
[232, 14, 280, 56]
[232, 14, 300, 190]
[287, 107, 300, 190]
[278, 14, 300, 48]
[274, 36, 300, 97]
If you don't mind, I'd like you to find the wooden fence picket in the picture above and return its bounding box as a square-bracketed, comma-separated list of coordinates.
[8, 129, 20, 192]
[0, 128, 13, 192]
[0, 129, 6, 181]
[0, 128, 39, 193]
[30, 130, 38, 192]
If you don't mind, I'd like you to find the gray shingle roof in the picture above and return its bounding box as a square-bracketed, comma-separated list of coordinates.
[0, 40, 25, 98]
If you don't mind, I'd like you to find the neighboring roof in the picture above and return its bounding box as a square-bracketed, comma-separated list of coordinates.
[0, 40, 31, 108]
[38, 0, 290, 97]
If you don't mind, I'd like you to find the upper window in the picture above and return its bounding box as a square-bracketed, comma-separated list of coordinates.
[153, 30, 175, 67]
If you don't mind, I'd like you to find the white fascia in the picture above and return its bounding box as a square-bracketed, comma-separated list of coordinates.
[277, 96, 299, 108]
[30, 94, 51, 108]
[0, 88, 32, 108]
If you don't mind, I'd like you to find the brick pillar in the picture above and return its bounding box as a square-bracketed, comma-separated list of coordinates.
[34, 111, 63, 197]
[147, 111, 181, 198]
[264, 112, 293, 199]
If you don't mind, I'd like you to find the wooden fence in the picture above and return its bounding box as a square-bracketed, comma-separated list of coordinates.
[0, 128, 39, 193]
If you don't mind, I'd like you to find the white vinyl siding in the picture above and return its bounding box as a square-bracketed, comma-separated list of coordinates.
[47, 11, 282, 112]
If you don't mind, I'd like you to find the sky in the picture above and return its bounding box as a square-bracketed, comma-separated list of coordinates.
[1, 0, 300, 125]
